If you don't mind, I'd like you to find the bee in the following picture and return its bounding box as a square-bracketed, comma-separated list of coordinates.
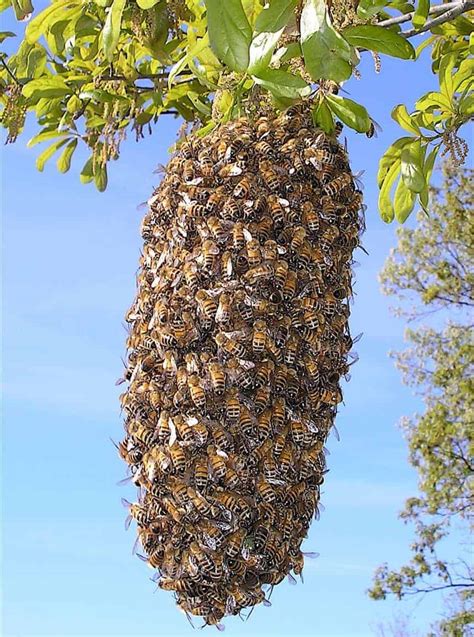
[322, 172, 352, 197]
[187, 374, 206, 409]
[280, 441, 295, 475]
[174, 415, 195, 444]
[290, 418, 305, 445]
[246, 239, 261, 267]
[187, 486, 217, 518]
[207, 444, 227, 479]
[284, 334, 299, 366]
[198, 520, 227, 550]
[225, 387, 241, 422]
[259, 160, 282, 191]
[272, 397, 286, 429]
[225, 528, 246, 558]
[256, 116, 271, 138]
[182, 159, 195, 182]
[208, 361, 226, 395]
[206, 216, 227, 243]
[193, 456, 209, 491]
[282, 269, 298, 300]
[257, 477, 276, 504]
[215, 332, 247, 358]
[254, 359, 274, 388]
[187, 541, 215, 576]
[254, 139, 274, 156]
[156, 409, 172, 443]
[131, 423, 156, 447]
[227, 357, 254, 390]
[253, 215, 273, 242]
[159, 577, 196, 593]
[254, 385, 271, 414]
[195, 289, 217, 321]
[238, 405, 255, 438]
[252, 319, 267, 355]
[153, 299, 169, 325]
[301, 201, 320, 233]
[162, 496, 186, 523]
[201, 239, 220, 269]
[267, 194, 285, 227]
[234, 175, 253, 199]
[257, 408, 272, 441]
[169, 442, 186, 474]
[121, 498, 148, 529]
[243, 262, 274, 285]
[274, 259, 289, 288]
[183, 262, 199, 289]
[222, 198, 240, 220]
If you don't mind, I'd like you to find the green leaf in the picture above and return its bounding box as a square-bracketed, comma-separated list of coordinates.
[136, 0, 159, 7]
[300, 0, 352, 83]
[392, 104, 420, 135]
[452, 58, 474, 94]
[204, 0, 252, 72]
[26, 2, 78, 43]
[325, 94, 371, 133]
[343, 25, 415, 59]
[394, 176, 416, 223]
[241, 0, 264, 27]
[401, 140, 426, 193]
[27, 128, 68, 147]
[378, 158, 401, 223]
[248, 0, 297, 74]
[35, 138, 69, 172]
[377, 137, 412, 187]
[0, 0, 11, 14]
[0, 31, 15, 43]
[103, 0, 127, 62]
[252, 68, 311, 99]
[415, 91, 453, 113]
[412, 0, 429, 28]
[312, 99, 335, 134]
[459, 93, 474, 116]
[11, 0, 33, 21]
[438, 53, 456, 99]
[94, 162, 108, 192]
[419, 145, 440, 210]
[80, 156, 94, 184]
[57, 138, 77, 173]
[22, 77, 70, 99]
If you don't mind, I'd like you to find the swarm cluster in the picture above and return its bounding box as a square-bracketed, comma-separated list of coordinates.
[118, 104, 364, 627]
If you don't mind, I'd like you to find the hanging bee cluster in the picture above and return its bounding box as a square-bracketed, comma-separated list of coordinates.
[118, 103, 364, 627]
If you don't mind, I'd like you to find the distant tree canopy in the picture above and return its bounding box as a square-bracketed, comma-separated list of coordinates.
[0, 0, 473, 222]
[369, 163, 474, 635]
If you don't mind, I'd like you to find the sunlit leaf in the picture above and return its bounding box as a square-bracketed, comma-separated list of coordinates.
[26, 1, 79, 43]
[248, 0, 297, 74]
[343, 24, 415, 59]
[325, 94, 371, 133]
[392, 104, 420, 135]
[103, 0, 127, 62]
[80, 156, 94, 184]
[11, 0, 33, 21]
[401, 140, 426, 193]
[204, 0, 252, 72]
[312, 99, 335, 134]
[413, 0, 429, 28]
[252, 68, 311, 99]
[57, 138, 78, 173]
[136, 0, 159, 8]
[300, 0, 352, 83]
[419, 145, 440, 210]
[36, 138, 69, 172]
[378, 159, 401, 223]
[394, 176, 416, 223]
[22, 76, 70, 98]
[94, 162, 108, 192]
[0, 31, 15, 43]
[377, 137, 412, 186]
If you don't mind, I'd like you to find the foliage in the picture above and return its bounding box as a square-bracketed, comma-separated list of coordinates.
[0, 0, 473, 220]
[369, 164, 474, 635]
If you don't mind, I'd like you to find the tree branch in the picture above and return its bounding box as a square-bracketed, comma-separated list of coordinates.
[402, 1, 474, 39]
[377, 1, 470, 29]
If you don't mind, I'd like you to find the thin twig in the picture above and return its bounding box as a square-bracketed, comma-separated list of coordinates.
[402, 1, 474, 38]
[0, 57, 20, 85]
[377, 1, 469, 28]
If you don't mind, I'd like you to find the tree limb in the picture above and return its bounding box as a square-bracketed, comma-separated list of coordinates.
[402, 1, 474, 39]
[377, 1, 471, 29]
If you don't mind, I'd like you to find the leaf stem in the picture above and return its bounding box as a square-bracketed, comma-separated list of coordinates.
[0, 57, 20, 85]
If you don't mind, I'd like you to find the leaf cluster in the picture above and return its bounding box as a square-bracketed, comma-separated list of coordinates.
[0, 0, 473, 221]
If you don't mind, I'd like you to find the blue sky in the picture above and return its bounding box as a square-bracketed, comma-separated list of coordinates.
[1, 7, 465, 637]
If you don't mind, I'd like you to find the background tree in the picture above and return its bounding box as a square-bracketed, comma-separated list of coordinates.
[0, 0, 473, 222]
[369, 163, 474, 635]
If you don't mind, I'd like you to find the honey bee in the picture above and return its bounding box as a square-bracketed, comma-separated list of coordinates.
[121, 498, 148, 529]
[246, 239, 261, 267]
[169, 442, 186, 474]
[254, 385, 271, 414]
[183, 262, 199, 289]
[254, 359, 274, 388]
[201, 239, 220, 269]
[193, 456, 209, 491]
[208, 361, 226, 395]
[153, 299, 169, 325]
[243, 262, 274, 285]
[234, 175, 254, 199]
[256, 116, 271, 138]
[282, 269, 298, 300]
[259, 160, 282, 191]
[223, 529, 245, 560]
[252, 319, 268, 355]
[215, 332, 247, 358]
[207, 444, 227, 479]
[222, 198, 240, 220]
[274, 259, 289, 288]
[162, 496, 186, 523]
[267, 194, 285, 227]
[187, 486, 217, 518]
[322, 172, 352, 197]
[225, 387, 241, 422]
[187, 374, 206, 409]
[280, 441, 295, 475]
[195, 289, 217, 321]
[272, 397, 286, 430]
[238, 405, 255, 439]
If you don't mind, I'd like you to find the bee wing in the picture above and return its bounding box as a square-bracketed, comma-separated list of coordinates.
[168, 418, 177, 447]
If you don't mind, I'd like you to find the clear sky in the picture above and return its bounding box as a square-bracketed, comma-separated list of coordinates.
[1, 7, 463, 637]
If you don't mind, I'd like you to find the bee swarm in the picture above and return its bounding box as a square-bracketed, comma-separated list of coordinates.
[119, 105, 363, 627]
